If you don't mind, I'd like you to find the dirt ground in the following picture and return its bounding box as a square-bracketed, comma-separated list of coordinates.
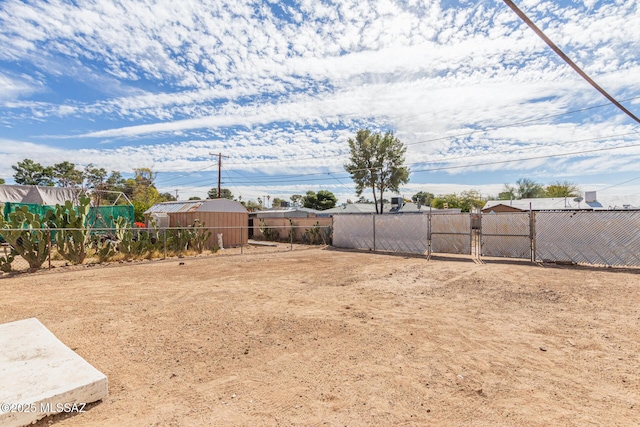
[1, 247, 639, 426]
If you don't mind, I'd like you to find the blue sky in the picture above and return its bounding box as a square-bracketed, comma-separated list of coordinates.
[1, 0, 640, 205]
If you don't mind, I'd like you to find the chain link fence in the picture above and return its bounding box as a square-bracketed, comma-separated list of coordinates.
[332, 211, 640, 267]
[3, 210, 640, 275]
[0, 223, 333, 275]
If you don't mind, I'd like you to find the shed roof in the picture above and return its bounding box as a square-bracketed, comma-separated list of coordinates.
[323, 203, 378, 214]
[251, 207, 322, 218]
[145, 199, 248, 214]
[482, 198, 592, 212]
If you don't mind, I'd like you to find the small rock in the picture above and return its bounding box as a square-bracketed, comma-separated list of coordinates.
[540, 347, 547, 352]
[179, 262, 185, 266]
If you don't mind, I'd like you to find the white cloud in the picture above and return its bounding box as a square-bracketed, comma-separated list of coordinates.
[0, 72, 41, 101]
[1, 0, 640, 201]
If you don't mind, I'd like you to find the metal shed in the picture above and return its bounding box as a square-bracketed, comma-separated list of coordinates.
[145, 199, 248, 248]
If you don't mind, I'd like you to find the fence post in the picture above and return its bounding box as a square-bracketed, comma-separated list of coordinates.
[48, 229, 52, 270]
[373, 214, 376, 252]
[428, 208, 432, 259]
[530, 210, 536, 262]
[241, 226, 244, 255]
[290, 222, 293, 251]
[163, 229, 167, 259]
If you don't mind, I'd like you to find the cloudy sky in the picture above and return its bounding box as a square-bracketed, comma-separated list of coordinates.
[1, 0, 639, 204]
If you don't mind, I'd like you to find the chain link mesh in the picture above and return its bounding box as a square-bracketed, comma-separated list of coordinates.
[430, 214, 471, 255]
[535, 211, 640, 266]
[481, 213, 531, 259]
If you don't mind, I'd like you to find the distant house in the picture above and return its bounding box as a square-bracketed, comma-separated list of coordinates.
[145, 199, 248, 247]
[323, 203, 378, 215]
[482, 191, 640, 213]
[324, 198, 462, 215]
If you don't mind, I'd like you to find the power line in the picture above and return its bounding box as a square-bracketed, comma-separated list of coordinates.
[153, 95, 640, 184]
[503, 0, 640, 124]
[157, 130, 640, 188]
[598, 175, 640, 192]
[411, 141, 640, 174]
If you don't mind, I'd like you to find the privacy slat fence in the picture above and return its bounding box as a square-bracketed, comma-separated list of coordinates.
[333, 211, 640, 267]
[430, 213, 472, 255]
[535, 211, 640, 267]
[481, 213, 532, 259]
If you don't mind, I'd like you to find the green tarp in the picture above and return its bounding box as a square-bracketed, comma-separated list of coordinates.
[2, 202, 134, 229]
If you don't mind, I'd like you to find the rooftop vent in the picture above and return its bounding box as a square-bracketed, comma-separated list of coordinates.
[585, 191, 597, 203]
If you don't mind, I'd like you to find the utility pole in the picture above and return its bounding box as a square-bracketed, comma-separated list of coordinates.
[175, 189, 179, 200]
[209, 152, 227, 198]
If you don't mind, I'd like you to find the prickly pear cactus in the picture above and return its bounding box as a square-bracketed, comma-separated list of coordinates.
[47, 196, 92, 265]
[0, 245, 15, 272]
[0, 207, 50, 271]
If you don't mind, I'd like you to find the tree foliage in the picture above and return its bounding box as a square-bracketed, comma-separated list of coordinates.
[344, 129, 410, 213]
[500, 178, 545, 199]
[412, 191, 434, 206]
[290, 194, 304, 207]
[499, 178, 581, 199]
[208, 188, 233, 199]
[12, 159, 54, 186]
[271, 197, 287, 208]
[52, 161, 83, 187]
[303, 190, 337, 210]
[431, 190, 485, 212]
[545, 180, 580, 197]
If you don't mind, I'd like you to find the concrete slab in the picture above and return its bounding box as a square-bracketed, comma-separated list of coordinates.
[0, 318, 108, 427]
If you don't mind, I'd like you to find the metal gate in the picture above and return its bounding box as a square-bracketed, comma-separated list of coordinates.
[481, 213, 532, 259]
[430, 214, 472, 254]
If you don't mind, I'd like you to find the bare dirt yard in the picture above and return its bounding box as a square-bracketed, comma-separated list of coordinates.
[1, 248, 639, 426]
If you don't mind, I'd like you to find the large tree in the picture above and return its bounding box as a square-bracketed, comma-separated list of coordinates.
[545, 180, 580, 197]
[208, 188, 233, 199]
[412, 191, 435, 206]
[290, 194, 304, 207]
[303, 190, 338, 210]
[344, 129, 410, 214]
[271, 197, 287, 208]
[500, 178, 545, 199]
[12, 158, 54, 186]
[52, 161, 83, 187]
[431, 190, 485, 212]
